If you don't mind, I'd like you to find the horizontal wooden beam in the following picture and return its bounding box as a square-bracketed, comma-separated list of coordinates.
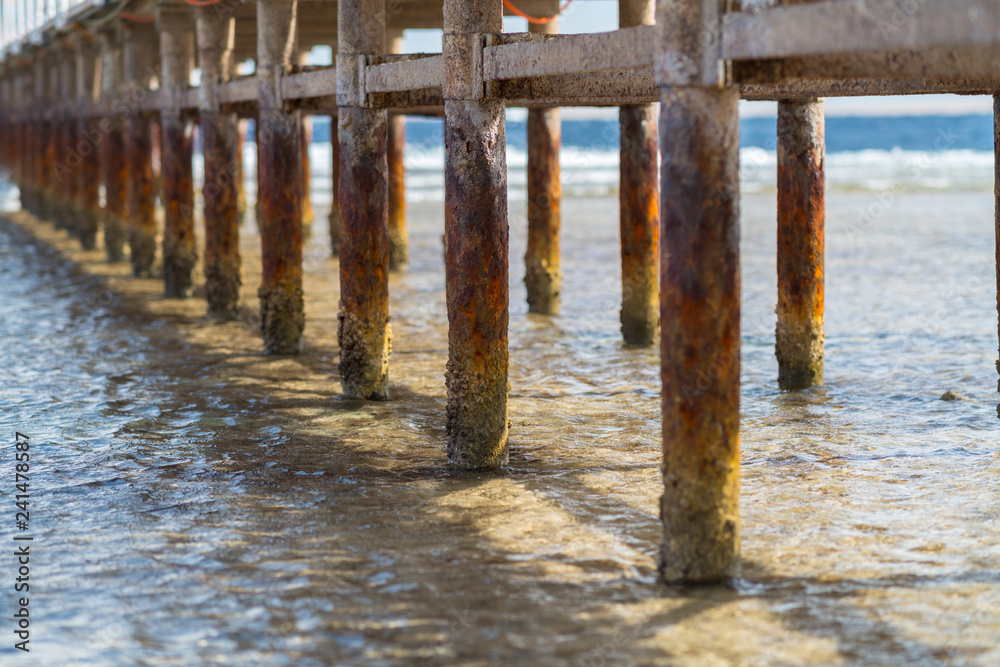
[367, 55, 443, 93]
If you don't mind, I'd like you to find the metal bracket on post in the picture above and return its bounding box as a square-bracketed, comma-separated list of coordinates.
[336, 53, 367, 107]
[442, 33, 485, 100]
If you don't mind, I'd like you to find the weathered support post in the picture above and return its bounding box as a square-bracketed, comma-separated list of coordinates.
[657, 0, 742, 583]
[122, 22, 159, 277]
[387, 31, 408, 271]
[524, 12, 561, 314]
[57, 44, 79, 232]
[298, 53, 315, 239]
[31, 52, 49, 218]
[994, 95, 1000, 408]
[49, 50, 68, 229]
[158, 7, 197, 297]
[619, 0, 659, 345]
[443, 0, 509, 468]
[257, 0, 305, 353]
[776, 99, 825, 389]
[75, 36, 102, 250]
[197, 10, 242, 319]
[328, 111, 340, 256]
[337, 0, 391, 397]
[99, 29, 128, 262]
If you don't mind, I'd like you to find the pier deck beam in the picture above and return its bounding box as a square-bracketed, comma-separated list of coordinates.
[122, 23, 159, 278]
[619, 0, 659, 345]
[158, 9, 197, 297]
[257, 0, 305, 353]
[75, 37, 101, 251]
[337, 0, 391, 397]
[99, 29, 128, 263]
[387, 31, 408, 272]
[444, 0, 510, 468]
[657, 0, 742, 584]
[776, 98, 825, 389]
[197, 10, 242, 319]
[524, 12, 562, 315]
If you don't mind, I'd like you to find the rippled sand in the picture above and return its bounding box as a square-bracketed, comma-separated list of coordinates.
[1, 189, 999, 666]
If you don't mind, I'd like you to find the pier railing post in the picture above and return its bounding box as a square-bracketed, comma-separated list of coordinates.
[122, 22, 159, 278]
[443, 0, 510, 468]
[158, 7, 197, 297]
[657, 0, 742, 583]
[74, 35, 102, 251]
[776, 98, 825, 389]
[197, 9, 242, 319]
[387, 30, 408, 272]
[619, 0, 659, 345]
[257, 0, 305, 353]
[337, 0, 392, 397]
[524, 9, 562, 315]
[99, 28, 128, 262]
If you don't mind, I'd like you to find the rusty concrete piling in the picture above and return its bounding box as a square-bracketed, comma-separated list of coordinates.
[995, 95, 1000, 400]
[99, 30, 128, 263]
[298, 53, 316, 240]
[257, 0, 305, 353]
[658, 0, 741, 584]
[337, 0, 392, 397]
[159, 10, 196, 298]
[197, 11, 242, 320]
[387, 32, 409, 272]
[776, 99, 826, 389]
[75, 37, 101, 251]
[122, 23, 159, 278]
[328, 113, 341, 257]
[32, 54, 49, 219]
[524, 14, 562, 315]
[619, 0, 659, 346]
[444, 0, 510, 468]
[57, 44, 79, 234]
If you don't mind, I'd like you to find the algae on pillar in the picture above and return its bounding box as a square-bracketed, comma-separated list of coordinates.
[158, 7, 197, 297]
[524, 8, 562, 315]
[657, 0, 741, 584]
[443, 0, 510, 469]
[337, 0, 392, 398]
[197, 9, 243, 320]
[257, 0, 305, 353]
[776, 98, 825, 390]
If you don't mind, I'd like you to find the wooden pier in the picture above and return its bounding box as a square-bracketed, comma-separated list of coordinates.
[1, 0, 999, 584]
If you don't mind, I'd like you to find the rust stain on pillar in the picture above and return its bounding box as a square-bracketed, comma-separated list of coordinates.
[619, 0, 658, 345]
[123, 23, 159, 278]
[257, 0, 305, 353]
[159, 12, 197, 297]
[444, 0, 510, 469]
[524, 16, 561, 315]
[776, 98, 825, 389]
[198, 10, 242, 319]
[328, 112, 340, 256]
[659, 87, 742, 585]
[338, 0, 392, 398]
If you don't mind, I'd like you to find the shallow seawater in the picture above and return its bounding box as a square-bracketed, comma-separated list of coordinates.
[1, 184, 999, 666]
